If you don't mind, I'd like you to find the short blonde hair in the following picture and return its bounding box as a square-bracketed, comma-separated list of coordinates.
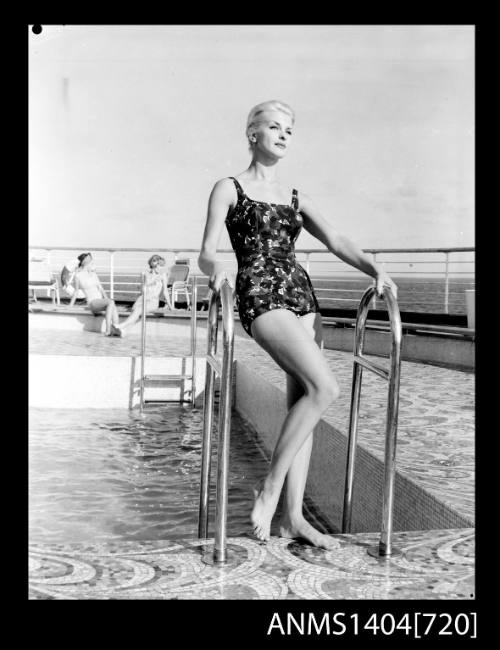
[246, 100, 295, 148]
[148, 254, 165, 267]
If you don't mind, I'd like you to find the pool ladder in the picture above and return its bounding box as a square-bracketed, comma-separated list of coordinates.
[139, 273, 198, 409]
[197, 280, 235, 564]
[342, 285, 403, 559]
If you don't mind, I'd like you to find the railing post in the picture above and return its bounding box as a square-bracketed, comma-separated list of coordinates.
[139, 273, 147, 412]
[444, 252, 450, 314]
[190, 276, 198, 406]
[45, 249, 53, 301]
[197, 282, 235, 565]
[375, 292, 402, 557]
[213, 284, 235, 564]
[109, 251, 115, 299]
[372, 253, 377, 310]
[198, 291, 217, 539]
[342, 304, 368, 533]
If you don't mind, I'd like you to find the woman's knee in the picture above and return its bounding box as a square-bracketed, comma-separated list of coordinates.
[308, 374, 340, 408]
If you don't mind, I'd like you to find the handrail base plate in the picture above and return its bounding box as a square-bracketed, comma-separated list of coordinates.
[367, 545, 402, 560]
[200, 547, 237, 567]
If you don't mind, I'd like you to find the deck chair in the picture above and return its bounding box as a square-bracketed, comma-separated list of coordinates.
[166, 258, 191, 309]
[29, 257, 60, 305]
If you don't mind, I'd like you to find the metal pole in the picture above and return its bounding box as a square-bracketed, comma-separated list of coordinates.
[109, 251, 115, 299]
[342, 362, 363, 533]
[372, 253, 377, 310]
[214, 282, 235, 564]
[198, 291, 218, 539]
[444, 252, 450, 314]
[191, 276, 198, 406]
[139, 272, 147, 412]
[305, 252, 310, 274]
[46, 249, 53, 302]
[342, 288, 372, 532]
[372, 290, 402, 558]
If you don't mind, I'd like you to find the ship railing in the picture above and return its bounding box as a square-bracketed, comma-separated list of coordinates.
[28, 246, 474, 315]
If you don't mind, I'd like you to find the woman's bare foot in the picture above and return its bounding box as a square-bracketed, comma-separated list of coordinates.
[251, 478, 281, 542]
[279, 514, 337, 550]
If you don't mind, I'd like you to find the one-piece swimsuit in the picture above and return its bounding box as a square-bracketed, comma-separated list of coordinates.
[139, 269, 165, 311]
[225, 176, 320, 338]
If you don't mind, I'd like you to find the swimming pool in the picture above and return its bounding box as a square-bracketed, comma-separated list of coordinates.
[29, 404, 331, 544]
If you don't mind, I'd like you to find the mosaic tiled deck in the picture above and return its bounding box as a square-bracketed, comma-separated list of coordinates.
[29, 309, 475, 600]
[29, 528, 474, 600]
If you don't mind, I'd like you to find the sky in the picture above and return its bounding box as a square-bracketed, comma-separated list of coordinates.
[29, 24, 474, 255]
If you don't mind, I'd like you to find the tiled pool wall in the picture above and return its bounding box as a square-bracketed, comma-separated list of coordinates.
[29, 354, 211, 408]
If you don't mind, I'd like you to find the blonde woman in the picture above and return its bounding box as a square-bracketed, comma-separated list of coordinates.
[116, 254, 172, 337]
[198, 100, 397, 548]
[68, 252, 120, 336]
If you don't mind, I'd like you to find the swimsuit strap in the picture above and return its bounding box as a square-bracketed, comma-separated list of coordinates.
[229, 176, 245, 201]
[292, 188, 299, 210]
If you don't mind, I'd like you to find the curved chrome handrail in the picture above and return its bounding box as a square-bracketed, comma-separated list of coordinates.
[198, 280, 235, 564]
[341, 285, 403, 559]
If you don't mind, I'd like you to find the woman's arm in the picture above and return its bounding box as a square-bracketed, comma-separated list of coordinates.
[68, 276, 81, 307]
[96, 274, 108, 299]
[161, 273, 173, 309]
[299, 192, 397, 298]
[198, 178, 236, 292]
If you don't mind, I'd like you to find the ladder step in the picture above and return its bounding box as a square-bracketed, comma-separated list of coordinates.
[144, 399, 193, 404]
[144, 374, 193, 382]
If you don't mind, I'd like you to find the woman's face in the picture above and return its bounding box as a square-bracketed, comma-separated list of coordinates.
[251, 110, 293, 159]
[150, 258, 164, 269]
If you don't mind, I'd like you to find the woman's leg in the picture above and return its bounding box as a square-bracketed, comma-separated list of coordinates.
[103, 300, 116, 334]
[89, 299, 114, 335]
[106, 300, 120, 329]
[119, 298, 143, 331]
[277, 313, 334, 548]
[250, 309, 339, 543]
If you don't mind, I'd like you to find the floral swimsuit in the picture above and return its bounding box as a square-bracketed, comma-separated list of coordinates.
[225, 177, 320, 338]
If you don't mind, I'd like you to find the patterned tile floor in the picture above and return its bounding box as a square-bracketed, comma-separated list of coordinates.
[29, 313, 475, 600]
[29, 528, 474, 600]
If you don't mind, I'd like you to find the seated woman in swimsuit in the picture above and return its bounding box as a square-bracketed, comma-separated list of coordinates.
[115, 254, 172, 337]
[68, 252, 121, 336]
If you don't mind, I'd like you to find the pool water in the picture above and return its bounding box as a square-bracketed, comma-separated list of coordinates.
[29, 404, 280, 544]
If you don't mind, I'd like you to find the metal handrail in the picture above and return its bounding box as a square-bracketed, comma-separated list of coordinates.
[341, 285, 403, 559]
[198, 280, 235, 564]
[139, 272, 148, 412]
[190, 276, 198, 403]
[139, 273, 198, 411]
